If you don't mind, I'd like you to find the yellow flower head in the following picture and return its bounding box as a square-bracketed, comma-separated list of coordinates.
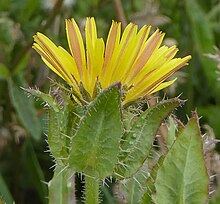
[33, 17, 191, 105]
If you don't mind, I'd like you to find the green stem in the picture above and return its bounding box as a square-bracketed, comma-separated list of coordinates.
[85, 175, 99, 204]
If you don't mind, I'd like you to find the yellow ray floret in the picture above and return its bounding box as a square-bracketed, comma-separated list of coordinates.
[33, 17, 191, 105]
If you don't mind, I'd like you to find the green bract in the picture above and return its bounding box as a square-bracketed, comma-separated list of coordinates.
[69, 84, 122, 178]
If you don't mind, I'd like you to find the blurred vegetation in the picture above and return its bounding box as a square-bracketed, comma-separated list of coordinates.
[0, 0, 220, 203]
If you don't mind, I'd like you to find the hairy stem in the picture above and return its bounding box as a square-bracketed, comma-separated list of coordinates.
[85, 175, 99, 204]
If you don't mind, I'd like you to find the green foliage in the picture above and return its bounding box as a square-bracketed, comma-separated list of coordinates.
[22, 140, 48, 204]
[166, 116, 177, 149]
[48, 102, 82, 165]
[198, 106, 220, 141]
[84, 175, 100, 204]
[153, 113, 209, 204]
[141, 156, 165, 204]
[69, 84, 122, 179]
[1, 0, 220, 203]
[40, 83, 209, 204]
[48, 166, 74, 204]
[115, 98, 184, 179]
[185, 0, 219, 98]
[120, 112, 208, 204]
[119, 161, 149, 204]
[0, 174, 14, 204]
[0, 64, 9, 80]
[8, 75, 42, 140]
[24, 88, 60, 112]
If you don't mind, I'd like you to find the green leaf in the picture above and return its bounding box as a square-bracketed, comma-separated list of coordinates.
[140, 156, 165, 204]
[48, 109, 66, 162]
[12, 53, 30, 76]
[24, 87, 82, 161]
[68, 84, 122, 179]
[0, 63, 10, 80]
[22, 139, 47, 204]
[48, 165, 75, 204]
[8, 75, 42, 140]
[48, 101, 82, 165]
[115, 98, 184, 179]
[166, 116, 177, 149]
[101, 185, 115, 204]
[119, 161, 149, 204]
[207, 3, 220, 20]
[210, 189, 220, 204]
[153, 112, 209, 204]
[185, 0, 219, 94]
[0, 174, 14, 204]
[24, 87, 60, 112]
[18, 0, 40, 23]
[198, 105, 220, 140]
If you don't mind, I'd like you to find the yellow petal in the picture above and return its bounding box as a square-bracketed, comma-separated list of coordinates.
[131, 45, 178, 86]
[85, 17, 105, 96]
[149, 78, 177, 94]
[109, 23, 138, 83]
[121, 25, 151, 83]
[86, 17, 97, 46]
[123, 78, 177, 105]
[100, 21, 121, 88]
[124, 55, 191, 103]
[65, 19, 87, 79]
[33, 33, 79, 90]
[126, 30, 165, 84]
[33, 18, 192, 105]
[144, 56, 191, 90]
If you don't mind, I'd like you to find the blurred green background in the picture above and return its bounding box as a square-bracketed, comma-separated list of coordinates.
[0, 0, 220, 203]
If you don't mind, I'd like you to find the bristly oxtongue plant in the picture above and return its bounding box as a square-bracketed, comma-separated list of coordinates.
[27, 17, 209, 203]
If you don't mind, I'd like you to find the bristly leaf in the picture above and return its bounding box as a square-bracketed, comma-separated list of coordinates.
[153, 112, 209, 204]
[48, 165, 75, 204]
[166, 116, 177, 149]
[48, 102, 83, 165]
[114, 98, 184, 179]
[140, 156, 165, 204]
[48, 109, 68, 164]
[23, 87, 60, 112]
[68, 84, 122, 179]
[118, 161, 149, 204]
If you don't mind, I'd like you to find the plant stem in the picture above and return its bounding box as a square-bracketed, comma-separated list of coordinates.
[85, 175, 99, 204]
